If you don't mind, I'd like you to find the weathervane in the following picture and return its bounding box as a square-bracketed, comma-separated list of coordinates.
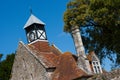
[29, 6, 33, 14]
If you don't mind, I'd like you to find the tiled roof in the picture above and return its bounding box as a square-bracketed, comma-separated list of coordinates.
[87, 51, 95, 62]
[50, 44, 62, 56]
[87, 51, 99, 62]
[35, 52, 57, 68]
[28, 41, 61, 68]
[52, 52, 88, 80]
[28, 41, 51, 52]
[27, 41, 91, 79]
[24, 14, 45, 29]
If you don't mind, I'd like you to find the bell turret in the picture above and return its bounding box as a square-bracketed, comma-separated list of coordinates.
[24, 14, 47, 43]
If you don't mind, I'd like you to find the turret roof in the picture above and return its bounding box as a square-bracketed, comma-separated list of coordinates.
[24, 14, 45, 29]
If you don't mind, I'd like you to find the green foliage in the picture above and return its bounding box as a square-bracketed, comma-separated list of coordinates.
[63, 0, 120, 67]
[87, 0, 120, 66]
[63, 0, 89, 32]
[0, 53, 15, 80]
[0, 54, 3, 62]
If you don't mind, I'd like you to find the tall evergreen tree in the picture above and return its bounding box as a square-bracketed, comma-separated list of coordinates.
[63, 0, 120, 67]
[0, 54, 3, 62]
[0, 53, 15, 80]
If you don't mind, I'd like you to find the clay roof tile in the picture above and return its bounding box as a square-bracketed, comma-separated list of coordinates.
[52, 52, 89, 80]
[87, 51, 95, 62]
[27, 41, 58, 68]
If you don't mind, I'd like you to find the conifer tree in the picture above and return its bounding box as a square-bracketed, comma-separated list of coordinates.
[0, 53, 15, 80]
[0, 54, 3, 62]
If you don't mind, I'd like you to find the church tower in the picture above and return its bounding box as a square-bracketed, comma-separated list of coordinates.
[24, 14, 47, 43]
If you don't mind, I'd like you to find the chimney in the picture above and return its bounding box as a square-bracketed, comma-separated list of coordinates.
[71, 26, 92, 74]
[71, 26, 86, 58]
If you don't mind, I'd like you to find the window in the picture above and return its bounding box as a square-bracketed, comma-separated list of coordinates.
[93, 62, 95, 65]
[94, 66, 97, 73]
[97, 66, 101, 73]
[92, 61, 102, 74]
[96, 62, 98, 65]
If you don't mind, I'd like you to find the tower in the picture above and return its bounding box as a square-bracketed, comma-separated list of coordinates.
[24, 14, 47, 43]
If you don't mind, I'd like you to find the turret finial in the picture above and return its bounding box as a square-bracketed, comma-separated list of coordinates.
[29, 6, 33, 15]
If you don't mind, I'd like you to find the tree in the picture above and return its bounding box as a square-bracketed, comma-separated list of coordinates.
[0, 53, 15, 80]
[87, 0, 120, 67]
[63, 0, 120, 67]
[64, 0, 89, 32]
[0, 54, 3, 62]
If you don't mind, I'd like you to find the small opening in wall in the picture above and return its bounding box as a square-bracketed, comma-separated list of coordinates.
[46, 68, 56, 72]
[31, 73, 33, 80]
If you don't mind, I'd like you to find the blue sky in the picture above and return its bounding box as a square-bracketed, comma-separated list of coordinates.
[0, 0, 111, 71]
[0, 0, 74, 55]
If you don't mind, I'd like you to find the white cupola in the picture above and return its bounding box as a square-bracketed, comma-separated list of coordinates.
[24, 14, 47, 43]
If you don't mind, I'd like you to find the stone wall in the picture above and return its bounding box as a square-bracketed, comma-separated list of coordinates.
[87, 69, 120, 80]
[10, 42, 49, 80]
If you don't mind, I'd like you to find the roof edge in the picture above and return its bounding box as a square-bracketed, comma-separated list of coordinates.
[24, 14, 45, 29]
[52, 44, 63, 53]
[19, 41, 51, 68]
